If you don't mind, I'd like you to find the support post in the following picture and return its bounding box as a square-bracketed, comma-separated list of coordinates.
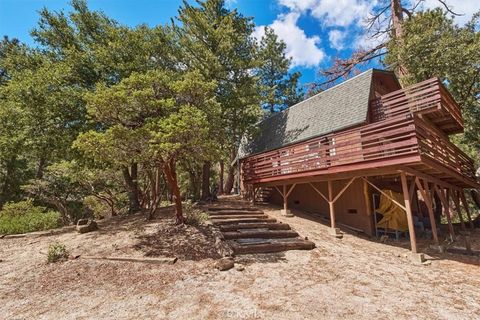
[452, 190, 466, 231]
[459, 190, 474, 229]
[327, 180, 342, 237]
[279, 184, 295, 217]
[400, 172, 417, 253]
[434, 185, 455, 239]
[415, 178, 439, 245]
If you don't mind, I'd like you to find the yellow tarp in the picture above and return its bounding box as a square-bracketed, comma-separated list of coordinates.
[376, 189, 408, 232]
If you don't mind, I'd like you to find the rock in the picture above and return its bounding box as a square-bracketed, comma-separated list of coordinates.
[215, 257, 234, 271]
[76, 219, 98, 234]
[235, 264, 245, 271]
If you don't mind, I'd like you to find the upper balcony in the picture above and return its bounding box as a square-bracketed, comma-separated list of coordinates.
[371, 77, 463, 134]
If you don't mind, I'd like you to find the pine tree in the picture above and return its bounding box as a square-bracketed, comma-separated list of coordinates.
[257, 27, 303, 113]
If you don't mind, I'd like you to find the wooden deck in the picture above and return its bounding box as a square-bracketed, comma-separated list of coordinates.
[241, 78, 477, 188]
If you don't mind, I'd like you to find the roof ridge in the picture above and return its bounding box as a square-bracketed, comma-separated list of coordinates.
[258, 68, 374, 125]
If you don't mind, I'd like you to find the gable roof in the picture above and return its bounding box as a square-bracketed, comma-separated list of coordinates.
[239, 68, 383, 159]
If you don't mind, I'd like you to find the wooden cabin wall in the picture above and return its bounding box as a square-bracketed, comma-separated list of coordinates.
[269, 179, 373, 236]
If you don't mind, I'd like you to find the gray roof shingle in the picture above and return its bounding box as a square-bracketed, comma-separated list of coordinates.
[238, 69, 375, 159]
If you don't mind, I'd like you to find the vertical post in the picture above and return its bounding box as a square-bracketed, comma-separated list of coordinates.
[400, 172, 417, 253]
[445, 188, 455, 238]
[283, 184, 287, 212]
[452, 190, 466, 231]
[328, 180, 335, 229]
[415, 178, 439, 245]
[252, 186, 257, 204]
[460, 190, 474, 229]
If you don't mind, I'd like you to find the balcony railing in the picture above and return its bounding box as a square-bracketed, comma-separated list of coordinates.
[241, 115, 476, 184]
[372, 77, 463, 133]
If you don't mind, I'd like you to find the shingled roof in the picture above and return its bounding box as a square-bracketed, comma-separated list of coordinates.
[239, 69, 378, 159]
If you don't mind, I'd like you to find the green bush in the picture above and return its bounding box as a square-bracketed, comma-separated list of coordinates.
[184, 202, 209, 226]
[47, 242, 69, 263]
[0, 199, 61, 235]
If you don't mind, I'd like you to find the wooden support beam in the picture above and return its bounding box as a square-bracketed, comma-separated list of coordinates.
[433, 185, 455, 239]
[285, 183, 297, 198]
[309, 182, 328, 203]
[328, 180, 336, 229]
[415, 178, 439, 244]
[282, 184, 287, 212]
[332, 177, 357, 203]
[362, 177, 406, 211]
[459, 191, 475, 229]
[452, 190, 466, 231]
[400, 171, 418, 253]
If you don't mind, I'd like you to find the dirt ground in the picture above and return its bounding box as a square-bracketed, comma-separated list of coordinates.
[1, 197, 480, 320]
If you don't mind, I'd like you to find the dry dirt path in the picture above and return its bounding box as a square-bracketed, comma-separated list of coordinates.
[1, 198, 479, 319]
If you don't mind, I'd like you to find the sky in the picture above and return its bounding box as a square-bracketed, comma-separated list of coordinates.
[1, 0, 479, 86]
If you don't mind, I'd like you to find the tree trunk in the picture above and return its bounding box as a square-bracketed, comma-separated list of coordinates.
[201, 161, 211, 200]
[390, 0, 408, 77]
[224, 164, 235, 195]
[122, 165, 140, 214]
[36, 156, 46, 179]
[163, 159, 183, 224]
[218, 160, 224, 195]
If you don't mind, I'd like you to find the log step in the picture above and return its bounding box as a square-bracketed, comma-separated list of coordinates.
[208, 207, 259, 212]
[209, 214, 267, 220]
[208, 210, 264, 216]
[230, 238, 316, 254]
[223, 230, 299, 240]
[219, 222, 291, 232]
[212, 218, 277, 225]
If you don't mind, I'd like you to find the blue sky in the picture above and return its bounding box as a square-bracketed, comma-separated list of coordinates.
[1, 0, 478, 86]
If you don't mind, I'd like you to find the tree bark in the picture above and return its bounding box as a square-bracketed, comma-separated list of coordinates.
[36, 156, 46, 179]
[218, 160, 224, 195]
[122, 164, 140, 214]
[390, 0, 408, 77]
[224, 164, 235, 195]
[201, 161, 211, 200]
[163, 159, 183, 224]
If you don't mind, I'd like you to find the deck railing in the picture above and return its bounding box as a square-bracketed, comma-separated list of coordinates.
[242, 116, 419, 182]
[374, 77, 463, 128]
[241, 115, 476, 183]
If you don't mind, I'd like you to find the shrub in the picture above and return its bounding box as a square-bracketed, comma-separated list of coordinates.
[47, 242, 69, 263]
[0, 199, 61, 235]
[184, 202, 209, 226]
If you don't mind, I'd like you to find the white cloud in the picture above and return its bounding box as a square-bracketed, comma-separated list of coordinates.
[311, 0, 375, 27]
[328, 29, 347, 50]
[279, 0, 375, 27]
[254, 12, 326, 67]
[421, 0, 480, 25]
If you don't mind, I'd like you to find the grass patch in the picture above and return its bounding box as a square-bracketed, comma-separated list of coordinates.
[47, 242, 69, 263]
[0, 199, 61, 235]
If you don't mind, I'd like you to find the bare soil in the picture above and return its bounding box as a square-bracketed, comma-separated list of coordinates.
[1, 197, 480, 319]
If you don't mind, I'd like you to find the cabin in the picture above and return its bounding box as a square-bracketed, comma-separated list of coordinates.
[238, 69, 479, 254]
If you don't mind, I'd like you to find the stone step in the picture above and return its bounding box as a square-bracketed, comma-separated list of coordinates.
[219, 222, 291, 232]
[223, 230, 299, 240]
[209, 214, 268, 220]
[208, 210, 264, 216]
[229, 238, 316, 254]
[212, 217, 277, 225]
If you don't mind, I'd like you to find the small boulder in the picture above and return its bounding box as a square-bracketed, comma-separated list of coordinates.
[215, 257, 234, 271]
[76, 219, 98, 234]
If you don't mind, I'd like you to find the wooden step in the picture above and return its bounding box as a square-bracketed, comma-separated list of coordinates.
[208, 207, 259, 212]
[230, 238, 316, 254]
[208, 210, 264, 216]
[212, 217, 277, 225]
[223, 230, 299, 240]
[219, 222, 291, 232]
[209, 214, 267, 220]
